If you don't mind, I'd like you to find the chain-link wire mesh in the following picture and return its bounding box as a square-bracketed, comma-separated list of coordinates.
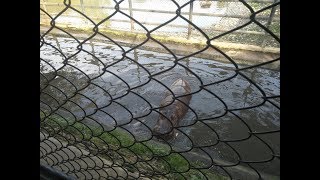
[40, 0, 280, 179]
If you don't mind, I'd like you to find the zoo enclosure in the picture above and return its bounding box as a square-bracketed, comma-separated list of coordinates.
[40, 0, 280, 179]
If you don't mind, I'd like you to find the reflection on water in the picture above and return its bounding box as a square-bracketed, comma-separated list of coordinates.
[40, 35, 279, 177]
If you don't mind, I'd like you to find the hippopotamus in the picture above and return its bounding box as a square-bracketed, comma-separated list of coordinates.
[152, 78, 192, 140]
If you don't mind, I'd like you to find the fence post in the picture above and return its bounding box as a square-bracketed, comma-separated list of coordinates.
[261, 0, 279, 47]
[187, 1, 194, 39]
[80, 0, 85, 14]
[41, 0, 48, 13]
[40, 0, 50, 25]
[128, 0, 134, 31]
[266, 0, 278, 29]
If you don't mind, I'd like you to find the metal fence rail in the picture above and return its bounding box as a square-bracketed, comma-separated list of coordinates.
[40, 0, 280, 46]
[40, 0, 280, 179]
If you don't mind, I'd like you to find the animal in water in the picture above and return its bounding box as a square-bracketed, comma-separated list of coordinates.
[152, 78, 192, 140]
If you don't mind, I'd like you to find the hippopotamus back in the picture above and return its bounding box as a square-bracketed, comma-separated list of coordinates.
[152, 78, 192, 140]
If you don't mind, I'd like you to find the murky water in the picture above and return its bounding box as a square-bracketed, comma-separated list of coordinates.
[40, 35, 279, 178]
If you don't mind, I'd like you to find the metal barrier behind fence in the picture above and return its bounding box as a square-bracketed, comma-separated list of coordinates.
[40, 0, 280, 179]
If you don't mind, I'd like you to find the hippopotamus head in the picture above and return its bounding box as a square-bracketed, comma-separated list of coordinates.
[152, 109, 177, 140]
[152, 78, 192, 141]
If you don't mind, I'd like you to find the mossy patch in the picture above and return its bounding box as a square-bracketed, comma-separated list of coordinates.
[41, 113, 228, 179]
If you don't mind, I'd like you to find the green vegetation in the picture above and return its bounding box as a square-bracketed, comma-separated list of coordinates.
[40, 113, 228, 179]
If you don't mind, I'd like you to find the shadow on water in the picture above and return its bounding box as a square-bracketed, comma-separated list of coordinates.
[40, 35, 279, 178]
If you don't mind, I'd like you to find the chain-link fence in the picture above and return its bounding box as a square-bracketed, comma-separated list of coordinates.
[40, 0, 280, 179]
